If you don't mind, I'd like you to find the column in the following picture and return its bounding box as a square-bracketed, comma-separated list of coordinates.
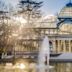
[63, 40, 66, 53]
[58, 40, 60, 53]
[69, 40, 71, 52]
[60, 40, 63, 52]
[53, 39, 56, 53]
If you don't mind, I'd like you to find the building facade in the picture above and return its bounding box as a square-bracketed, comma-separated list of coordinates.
[0, 1, 72, 59]
[0, 1, 72, 72]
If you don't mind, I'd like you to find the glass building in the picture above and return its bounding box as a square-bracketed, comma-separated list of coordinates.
[0, 1, 72, 72]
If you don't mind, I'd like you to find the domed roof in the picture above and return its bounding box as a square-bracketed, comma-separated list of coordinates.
[59, 2, 72, 18]
[36, 15, 57, 28]
[59, 20, 72, 32]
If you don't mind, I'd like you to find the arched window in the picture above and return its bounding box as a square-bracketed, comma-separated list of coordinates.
[49, 41, 53, 52]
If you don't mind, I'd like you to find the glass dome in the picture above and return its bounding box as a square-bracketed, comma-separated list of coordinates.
[36, 15, 57, 28]
[59, 3, 72, 18]
[59, 21, 72, 32]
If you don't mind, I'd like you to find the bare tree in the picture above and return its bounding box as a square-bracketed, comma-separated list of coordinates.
[18, 0, 43, 25]
[14, 0, 43, 52]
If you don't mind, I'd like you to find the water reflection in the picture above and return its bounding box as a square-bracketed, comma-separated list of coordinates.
[0, 62, 72, 72]
[0, 63, 36, 72]
[51, 63, 72, 72]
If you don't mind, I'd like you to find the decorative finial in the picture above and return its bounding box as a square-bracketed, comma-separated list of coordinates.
[66, 0, 72, 7]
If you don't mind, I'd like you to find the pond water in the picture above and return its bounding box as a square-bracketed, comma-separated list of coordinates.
[0, 62, 72, 72]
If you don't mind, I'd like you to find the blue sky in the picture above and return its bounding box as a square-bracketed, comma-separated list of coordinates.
[41, 0, 70, 15]
[0, 0, 70, 15]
